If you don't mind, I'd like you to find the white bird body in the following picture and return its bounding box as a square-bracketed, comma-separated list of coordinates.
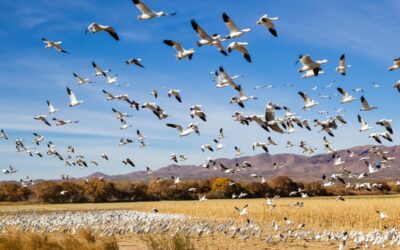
[66, 87, 83, 107]
[42, 38, 69, 53]
[166, 123, 199, 137]
[73, 73, 92, 85]
[132, 0, 176, 20]
[358, 115, 372, 132]
[256, 14, 279, 37]
[336, 54, 351, 75]
[298, 92, 319, 110]
[46, 100, 59, 114]
[297, 55, 328, 76]
[163, 40, 194, 60]
[337, 87, 357, 104]
[223, 13, 251, 39]
[388, 58, 400, 71]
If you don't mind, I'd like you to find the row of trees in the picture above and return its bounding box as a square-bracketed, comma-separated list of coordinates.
[0, 176, 396, 203]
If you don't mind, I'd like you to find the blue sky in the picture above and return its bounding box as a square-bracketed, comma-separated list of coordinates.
[0, 0, 400, 180]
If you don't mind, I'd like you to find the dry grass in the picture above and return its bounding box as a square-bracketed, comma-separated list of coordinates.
[0, 229, 118, 250]
[1, 195, 399, 231]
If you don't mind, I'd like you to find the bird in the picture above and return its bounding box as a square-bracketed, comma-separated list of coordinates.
[229, 90, 257, 108]
[222, 12, 251, 39]
[234, 146, 242, 156]
[393, 80, 400, 92]
[34, 115, 51, 127]
[73, 73, 92, 85]
[376, 119, 393, 134]
[227, 42, 251, 63]
[101, 153, 109, 160]
[92, 62, 108, 77]
[32, 133, 44, 146]
[191, 19, 227, 56]
[358, 115, 373, 132]
[86, 23, 119, 41]
[122, 158, 135, 167]
[360, 96, 377, 111]
[136, 130, 146, 142]
[46, 100, 59, 114]
[125, 58, 145, 68]
[66, 87, 83, 107]
[52, 118, 79, 126]
[163, 40, 194, 60]
[213, 139, 225, 150]
[41, 38, 69, 53]
[298, 92, 319, 110]
[190, 105, 207, 122]
[112, 108, 131, 120]
[388, 57, 400, 71]
[234, 204, 248, 216]
[335, 54, 351, 75]
[166, 123, 199, 137]
[297, 54, 328, 77]
[198, 195, 207, 201]
[252, 142, 268, 153]
[167, 89, 182, 103]
[106, 75, 118, 85]
[215, 66, 241, 91]
[256, 14, 279, 37]
[131, 0, 176, 20]
[337, 87, 357, 104]
[201, 144, 214, 152]
[150, 89, 158, 98]
[0, 130, 8, 140]
[376, 210, 388, 220]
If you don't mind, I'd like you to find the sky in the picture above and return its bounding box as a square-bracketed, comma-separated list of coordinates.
[0, 0, 400, 180]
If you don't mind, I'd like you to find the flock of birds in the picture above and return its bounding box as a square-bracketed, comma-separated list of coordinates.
[2, 1, 400, 248]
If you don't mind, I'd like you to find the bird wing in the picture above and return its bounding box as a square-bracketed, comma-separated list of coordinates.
[300, 55, 315, 67]
[163, 40, 184, 52]
[166, 123, 183, 132]
[132, 0, 152, 14]
[222, 13, 239, 33]
[66, 87, 78, 103]
[105, 26, 119, 41]
[339, 54, 345, 67]
[298, 92, 311, 103]
[191, 19, 211, 40]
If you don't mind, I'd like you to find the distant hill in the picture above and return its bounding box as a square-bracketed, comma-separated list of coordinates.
[89, 145, 400, 182]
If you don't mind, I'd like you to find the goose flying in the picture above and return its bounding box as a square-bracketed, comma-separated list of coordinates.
[222, 12, 251, 39]
[227, 42, 251, 63]
[132, 0, 176, 20]
[66, 87, 83, 107]
[163, 40, 194, 60]
[191, 19, 227, 56]
[42, 38, 69, 54]
[86, 23, 119, 41]
[256, 14, 279, 37]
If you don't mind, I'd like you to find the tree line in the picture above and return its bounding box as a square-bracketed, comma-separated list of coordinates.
[0, 176, 396, 203]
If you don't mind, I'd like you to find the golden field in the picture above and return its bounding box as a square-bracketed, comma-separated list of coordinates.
[0, 195, 399, 249]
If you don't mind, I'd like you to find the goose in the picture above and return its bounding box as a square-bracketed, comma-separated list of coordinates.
[142, 102, 169, 120]
[106, 75, 118, 85]
[333, 155, 345, 166]
[125, 58, 144, 68]
[273, 162, 285, 170]
[298, 92, 319, 110]
[213, 139, 225, 150]
[376, 119, 393, 134]
[188, 187, 197, 192]
[102, 90, 117, 100]
[234, 204, 248, 216]
[229, 90, 257, 108]
[126, 99, 140, 111]
[122, 158, 135, 167]
[41, 38, 69, 53]
[297, 54, 328, 76]
[66, 87, 83, 107]
[388, 57, 400, 71]
[380, 131, 393, 142]
[150, 89, 158, 99]
[267, 137, 278, 146]
[73, 73, 92, 85]
[2, 165, 17, 174]
[52, 118, 79, 126]
[86, 23, 119, 41]
[216, 66, 241, 91]
[286, 141, 295, 148]
[265, 195, 278, 208]
[336, 195, 345, 201]
[190, 105, 207, 122]
[136, 130, 146, 142]
[227, 42, 251, 63]
[393, 80, 400, 92]
[234, 146, 242, 156]
[92, 62, 109, 77]
[170, 153, 178, 163]
[358, 114, 372, 132]
[32, 133, 44, 145]
[167, 89, 182, 103]
[46, 100, 59, 114]
[369, 133, 382, 144]
[171, 176, 181, 184]
[201, 144, 214, 152]
[360, 96, 377, 111]
[199, 195, 207, 201]
[112, 108, 131, 120]
[34, 115, 51, 127]
[217, 128, 225, 140]
[163, 40, 194, 60]
[191, 19, 227, 56]
[101, 153, 109, 160]
[222, 13, 251, 39]
[256, 14, 279, 37]
[179, 155, 188, 161]
[119, 118, 132, 130]
[119, 138, 134, 146]
[336, 54, 351, 75]
[265, 102, 284, 133]
[252, 142, 268, 153]
[90, 160, 99, 166]
[0, 129, 8, 140]
[376, 210, 388, 219]
[166, 123, 199, 137]
[132, 0, 176, 20]
[322, 175, 335, 187]
[337, 87, 357, 104]
[60, 190, 68, 195]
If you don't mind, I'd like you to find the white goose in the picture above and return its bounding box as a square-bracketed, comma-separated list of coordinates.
[73, 73, 92, 85]
[388, 57, 400, 71]
[297, 54, 328, 77]
[52, 118, 79, 126]
[222, 12, 251, 39]
[66, 87, 83, 107]
[337, 87, 357, 104]
[358, 115, 372, 132]
[215, 66, 241, 91]
[191, 19, 227, 56]
[125, 58, 145, 68]
[34, 115, 51, 127]
[336, 54, 351, 75]
[92, 62, 109, 77]
[213, 139, 225, 150]
[166, 123, 199, 137]
[42, 38, 69, 54]
[256, 14, 279, 37]
[132, 0, 176, 20]
[360, 96, 377, 111]
[227, 42, 251, 63]
[298, 91, 319, 110]
[393, 80, 400, 92]
[234, 204, 248, 216]
[163, 40, 194, 60]
[0, 129, 8, 140]
[86, 23, 119, 41]
[167, 89, 182, 103]
[46, 100, 59, 114]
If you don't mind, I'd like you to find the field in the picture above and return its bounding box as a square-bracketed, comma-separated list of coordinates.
[0, 195, 399, 249]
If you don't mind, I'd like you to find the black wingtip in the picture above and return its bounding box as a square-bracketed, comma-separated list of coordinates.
[222, 12, 229, 22]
